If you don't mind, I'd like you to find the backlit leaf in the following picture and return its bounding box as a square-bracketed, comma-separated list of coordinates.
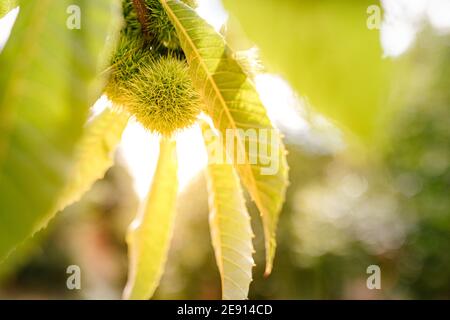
[160, 0, 288, 275]
[56, 107, 129, 212]
[223, 0, 392, 140]
[202, 123, 254, 300]
[0, 0, 121, 261]
[124, 138, 178, 300]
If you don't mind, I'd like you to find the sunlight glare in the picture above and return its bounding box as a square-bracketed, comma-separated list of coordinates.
[0, 7, 19, 52]
[381, 0, 450, 57]
[255, 74, 309, 134]
[175, 124, 208, 190]
[119, 120, 160, 200]
[118, 120, 208, 200]
[90, 95, 110, 120]
[196, 0, 228, 31]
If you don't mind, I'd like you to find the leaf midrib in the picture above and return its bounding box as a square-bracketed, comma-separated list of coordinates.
[161, 0, 265, 216]
[207, 165, 252, 298]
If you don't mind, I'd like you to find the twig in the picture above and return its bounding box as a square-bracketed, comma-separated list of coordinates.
[132, 0, 152, 40]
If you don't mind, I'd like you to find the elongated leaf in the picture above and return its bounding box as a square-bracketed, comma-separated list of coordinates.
[160, 0, 288, 274]
[223, 0, 392, 140]
[55, 108, 129, 212]
[124, 138, 178, 300]
[202, 123, 254, 300]
[0, 0, 121, 261]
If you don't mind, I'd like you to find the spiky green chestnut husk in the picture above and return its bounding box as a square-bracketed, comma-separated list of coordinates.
[105, 33, 150, 106]
[105, 36, 201, 136]
[106, 0, 201, 136]
[145, 0, 196, 50]
[118, 56, 201, 136]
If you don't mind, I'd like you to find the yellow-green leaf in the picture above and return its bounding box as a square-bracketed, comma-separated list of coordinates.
[124, 138, 178, 300]
[54, 108, 129, 213]
[0, 0, 121, 262]
[160, 0, 288, 274]
[0, 0, 16, 18]
[202, 123, 254, 300]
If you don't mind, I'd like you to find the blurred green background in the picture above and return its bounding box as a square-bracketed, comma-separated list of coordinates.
[0, 29, 448, 299]
[0, 0, 449, 299]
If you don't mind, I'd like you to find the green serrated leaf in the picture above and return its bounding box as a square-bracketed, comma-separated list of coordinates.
[55, 107, 129, 213]
[0, 0, 121, 262]
[160, 0, 288, 275]
[124, 138, 178, 300]
[202, 123, 254, 300]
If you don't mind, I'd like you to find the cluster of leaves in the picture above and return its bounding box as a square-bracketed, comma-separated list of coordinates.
[0, 0, 396, 300]
[2, 0, 446, 301]
[0, 0, 289, 300]
[116, 0, 289, 299]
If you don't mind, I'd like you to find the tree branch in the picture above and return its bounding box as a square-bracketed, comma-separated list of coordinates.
[132, 0, 152, 40]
